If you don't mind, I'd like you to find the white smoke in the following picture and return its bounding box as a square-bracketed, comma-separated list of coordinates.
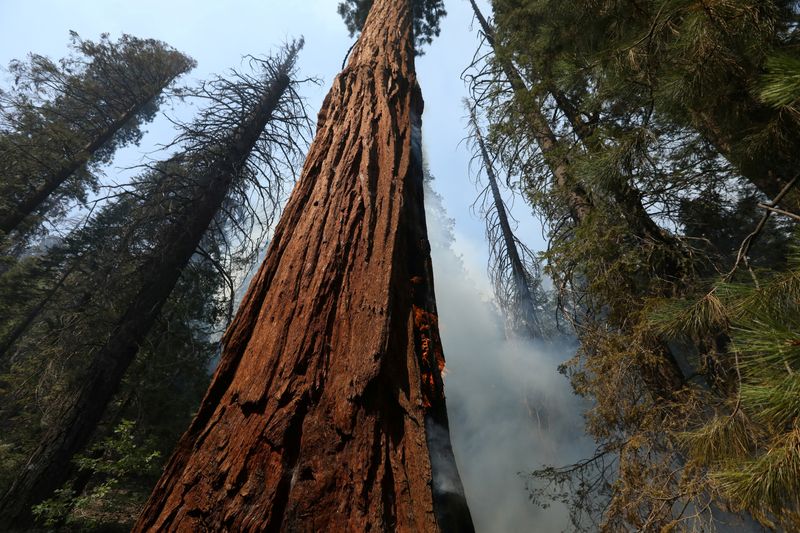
[426, 418, 465, 497]
[424, 183, 595, 532]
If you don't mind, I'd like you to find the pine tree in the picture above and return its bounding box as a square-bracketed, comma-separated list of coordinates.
[0, 33, 194, 241]
[478, 0, 799, 529]
[466, 105, 544, 338]
[534, 0, 800, 214]
[469, 0, 689, 395]
[134, 1, 474, 530]
[28, 251, 223, 530]
[642, 240, 800, 529]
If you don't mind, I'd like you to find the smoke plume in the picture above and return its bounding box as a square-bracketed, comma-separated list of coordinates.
[425, 182, 594, 532]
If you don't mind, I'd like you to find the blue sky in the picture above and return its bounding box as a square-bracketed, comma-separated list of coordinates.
[0, 0, 545, 298]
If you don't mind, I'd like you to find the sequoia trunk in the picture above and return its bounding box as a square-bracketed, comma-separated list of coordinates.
[134, 1, 473, 531]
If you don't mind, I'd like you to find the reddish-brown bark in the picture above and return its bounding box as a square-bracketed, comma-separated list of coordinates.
[134, 1, 473, 531]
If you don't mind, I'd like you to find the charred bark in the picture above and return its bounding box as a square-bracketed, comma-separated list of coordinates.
[134, 1, 473, 531]
[0, 52, 297, 530]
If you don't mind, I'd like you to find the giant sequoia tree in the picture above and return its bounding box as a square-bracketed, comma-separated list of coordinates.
[134, 1, 474, 531]
[0, 43, 306, 529]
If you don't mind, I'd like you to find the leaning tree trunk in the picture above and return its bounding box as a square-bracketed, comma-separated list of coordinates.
[134, 1, 474, 531]
[469, 110, 540, 339]
[0, 263, 75, 360]
[687, 96, 800, 215]
[0, 52, 295, 531]
[468, 0, 592, 224]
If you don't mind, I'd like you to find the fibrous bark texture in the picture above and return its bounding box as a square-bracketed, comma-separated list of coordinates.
[134, 1, 473, 532]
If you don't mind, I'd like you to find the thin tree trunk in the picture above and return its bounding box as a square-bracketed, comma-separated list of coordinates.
[0, 96, 153, 235]
[552, 85, 685, 253]
[469, 110, 540, 338]
[0, 54, 295, 530]
[689, 102, 800, 215]
[134, 1, 473, 531]
[469, 0, 592, 224]
[0, 264, 75, 360]
[472, 0, 677, 244]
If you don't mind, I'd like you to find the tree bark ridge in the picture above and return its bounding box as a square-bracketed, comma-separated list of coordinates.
[134, 1, 472, 531]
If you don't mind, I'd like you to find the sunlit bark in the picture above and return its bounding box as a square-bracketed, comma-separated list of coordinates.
[134, 1, 473, 531]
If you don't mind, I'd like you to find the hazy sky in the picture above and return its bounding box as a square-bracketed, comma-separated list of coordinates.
[0, 0, 545, 297]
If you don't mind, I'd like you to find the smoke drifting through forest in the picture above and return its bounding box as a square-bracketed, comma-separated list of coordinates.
[424, 181, 593, 532]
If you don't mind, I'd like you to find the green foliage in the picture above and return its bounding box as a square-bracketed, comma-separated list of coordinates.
[646, 247, 800, 527]
[74, 421, 161, 481]
[0, 32, 194, 240]
[475, 0, 800, 529]
[337, 0, 446, 50]
[32, 420, 162, 530]
[0, 188, 223, 527]
[679, 186, 794, 272]
[761, 53, 800, 110]
[0, 211, 223, 493]
[714, 429, 800, 529]
[0, 42, 307, 528]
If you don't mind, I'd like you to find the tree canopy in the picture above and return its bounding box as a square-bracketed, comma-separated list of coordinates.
[0, 33, 194, 242]
[466, 0, 800, 529]
[2, 1, 800, 530]
[337, 0, 446, 50]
